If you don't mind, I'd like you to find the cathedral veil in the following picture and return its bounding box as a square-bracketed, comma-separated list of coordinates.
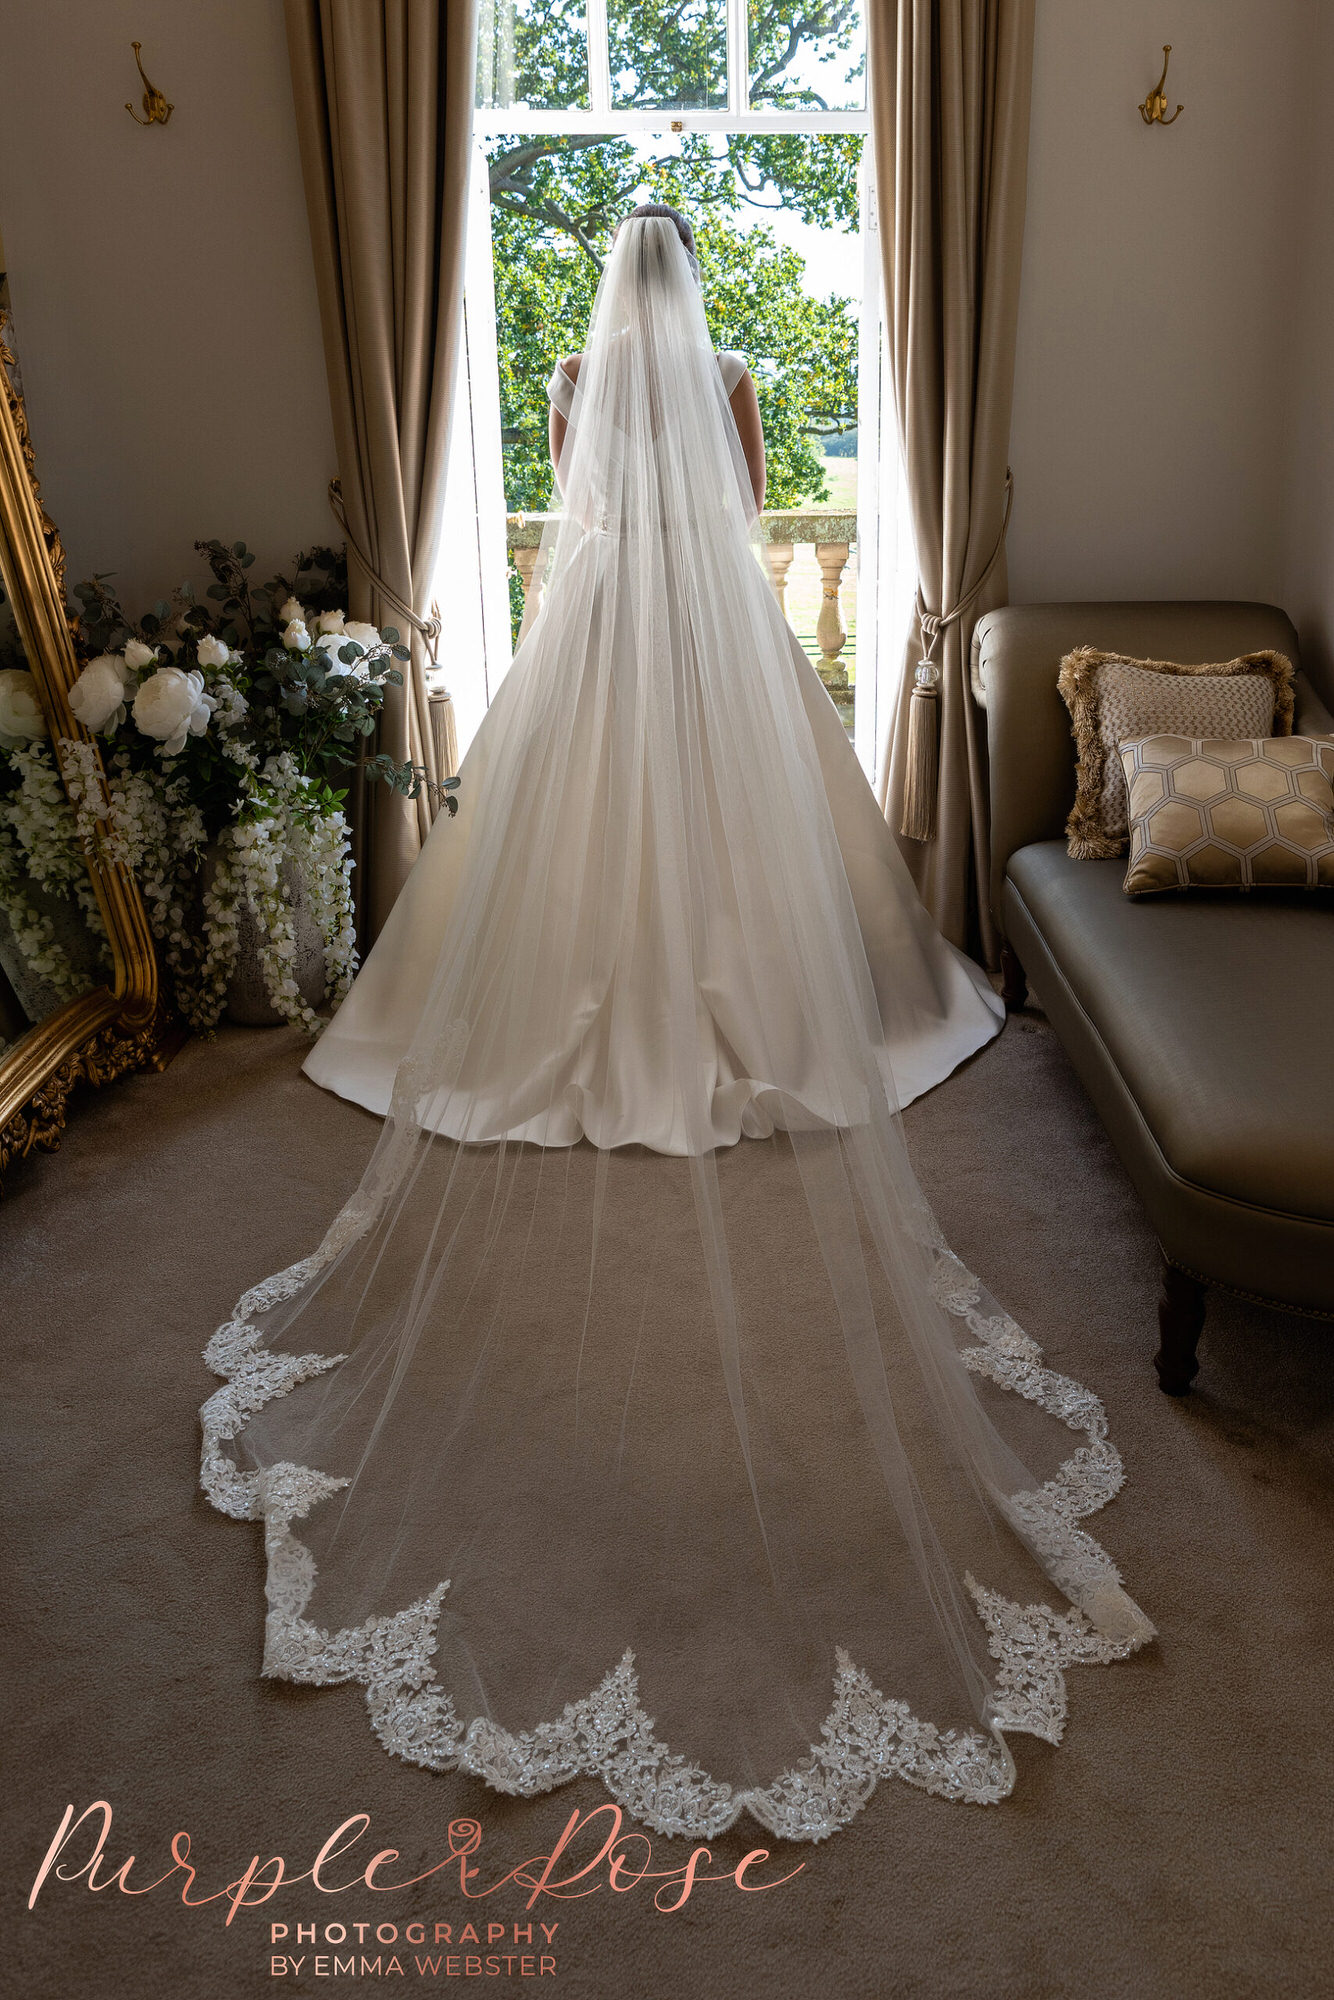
[201, 216, 1152, 1841]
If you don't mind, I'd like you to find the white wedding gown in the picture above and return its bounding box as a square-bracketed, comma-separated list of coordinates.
[201, 219, 1150, 1842]
[303, 350, 1001, 1143]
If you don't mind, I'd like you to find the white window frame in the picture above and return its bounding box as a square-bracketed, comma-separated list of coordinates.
[449, 6, 903, 779]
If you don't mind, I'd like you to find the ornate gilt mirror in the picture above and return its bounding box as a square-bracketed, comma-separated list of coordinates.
[0, 290, 169, 1187]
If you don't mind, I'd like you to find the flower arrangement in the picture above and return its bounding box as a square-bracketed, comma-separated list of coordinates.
[0, 541, 457, 1037]
[0, 608, 110, 1015]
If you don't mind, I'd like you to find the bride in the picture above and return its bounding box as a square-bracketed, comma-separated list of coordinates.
[201, 206, 1151, 1841]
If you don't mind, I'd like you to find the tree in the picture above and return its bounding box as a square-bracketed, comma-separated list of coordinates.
[482, 2, 864, 513]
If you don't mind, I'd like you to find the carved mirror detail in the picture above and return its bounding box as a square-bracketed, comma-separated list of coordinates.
[0, 294, 171, 1186]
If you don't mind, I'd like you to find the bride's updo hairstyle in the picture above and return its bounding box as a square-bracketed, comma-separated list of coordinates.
[615, 201, 701, 282]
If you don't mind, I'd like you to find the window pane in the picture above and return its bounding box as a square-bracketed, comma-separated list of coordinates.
[477, 0, 590, 111]
[749, 0, 866, 112]
[608, 0, 727, 110]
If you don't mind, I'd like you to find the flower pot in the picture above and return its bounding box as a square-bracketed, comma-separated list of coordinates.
[225, 851, 330, 1027]
[199, 840, 330, 1028]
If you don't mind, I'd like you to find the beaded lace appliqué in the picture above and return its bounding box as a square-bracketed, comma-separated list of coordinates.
[201, 1211, 1152, 1842]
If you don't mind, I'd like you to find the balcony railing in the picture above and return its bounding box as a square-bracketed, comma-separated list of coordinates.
[506, 508, 857, 711]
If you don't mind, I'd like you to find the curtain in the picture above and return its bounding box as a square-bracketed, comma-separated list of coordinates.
[285, 0, 478, 943]
[870, 0, 1035, 964]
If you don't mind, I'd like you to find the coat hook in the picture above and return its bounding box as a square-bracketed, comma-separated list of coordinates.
[1139, 45, 1183, 125]
[125, 41, 174, 126]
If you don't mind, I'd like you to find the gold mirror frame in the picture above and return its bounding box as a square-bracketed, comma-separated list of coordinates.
[0, 325, 170, 1184]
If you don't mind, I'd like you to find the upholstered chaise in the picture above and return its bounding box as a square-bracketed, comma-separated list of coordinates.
[977, 602, 1334, 1392]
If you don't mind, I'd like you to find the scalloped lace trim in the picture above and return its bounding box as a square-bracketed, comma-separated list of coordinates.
[200, 1204, 1153, 1842]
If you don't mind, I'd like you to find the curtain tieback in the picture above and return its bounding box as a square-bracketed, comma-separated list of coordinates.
[328, 477, 443, 665]
[900, 470, 1014, 844]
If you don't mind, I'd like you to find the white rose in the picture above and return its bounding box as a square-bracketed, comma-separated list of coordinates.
[314, 630, 359, 680]
[132, 665, 214, 756]
[196, 633, 230, 670]
[317, 609, 346, 635]
[343, 620, 383, 652]
[69, 653, 133, 732]
[0, 667, 48, 740]
[283, 619, 312, 652]
[123, 638, 157, 671]
[278, 596, 305, 626]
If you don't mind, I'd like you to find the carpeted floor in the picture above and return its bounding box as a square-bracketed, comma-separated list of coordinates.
[3, 1011, 1332, 1999]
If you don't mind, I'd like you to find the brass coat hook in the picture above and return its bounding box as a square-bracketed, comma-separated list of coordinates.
[125, 41, 174, 126]
[1139, 45, 1183, 125]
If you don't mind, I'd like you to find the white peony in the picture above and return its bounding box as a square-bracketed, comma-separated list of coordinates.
[278, 596, 305, 626]
[0, 667, 48, 740]
[132, 665, 214, 756]
[320, 648, 369, 682]
[283, 619, 312, 652]
[313, 628, 359, 680]
[316, 609, 346, 635]
[344, 620, 383, 652]
[123, 638, 157, 671]
[69, 653, 133, 732]
[196, 633, 230, 670]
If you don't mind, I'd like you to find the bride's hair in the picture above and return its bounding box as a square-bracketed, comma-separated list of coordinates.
[616, 201, 701, 281]
[621, 202, 695, 257]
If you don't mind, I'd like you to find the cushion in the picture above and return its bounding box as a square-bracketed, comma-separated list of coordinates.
[1120, 735, 1334, 894]
[1057, 646, 1294, 858]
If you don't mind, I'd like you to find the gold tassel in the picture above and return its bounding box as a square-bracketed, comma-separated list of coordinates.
[899, 662, 940, 842]
[427, 689, 459, 821]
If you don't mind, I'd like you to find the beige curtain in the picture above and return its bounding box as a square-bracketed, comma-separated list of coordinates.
[285, 0, 478, 942]
[871, 0, 1035, 964]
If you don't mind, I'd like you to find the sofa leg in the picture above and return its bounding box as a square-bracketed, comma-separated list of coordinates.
[1155, 1259, 1205, 1395]
[999, 944, 1028, 1013]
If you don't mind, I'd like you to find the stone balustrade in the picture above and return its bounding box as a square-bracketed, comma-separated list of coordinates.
[506, 509, 857, 697]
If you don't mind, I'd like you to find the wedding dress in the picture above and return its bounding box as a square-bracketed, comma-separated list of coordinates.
[201, 217, 1151, 1841]
[302, 348, 1003, 1136]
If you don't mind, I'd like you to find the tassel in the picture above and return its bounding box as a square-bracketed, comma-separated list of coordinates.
[427, 689, 459, 821]
[899, 662, 940, 842]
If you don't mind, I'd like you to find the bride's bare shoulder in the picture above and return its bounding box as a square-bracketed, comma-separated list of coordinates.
[558, 352, 584, 381]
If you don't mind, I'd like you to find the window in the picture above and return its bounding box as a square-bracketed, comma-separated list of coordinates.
[437, 0, 912, 780]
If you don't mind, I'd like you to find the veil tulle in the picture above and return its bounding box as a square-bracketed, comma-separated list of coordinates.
[200, 217, 1152, 1841]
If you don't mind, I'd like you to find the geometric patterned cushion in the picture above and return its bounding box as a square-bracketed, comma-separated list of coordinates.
[1119, 735, 1334, 895]
[1057, 647, 1295, 859]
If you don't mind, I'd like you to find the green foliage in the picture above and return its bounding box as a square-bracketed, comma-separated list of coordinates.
[747, 2, 864, 110]
[491, 133, 861, 513]
[484, 5, 863, 516]
[482, 1, 864, 114]
[70, 545, 459, 835]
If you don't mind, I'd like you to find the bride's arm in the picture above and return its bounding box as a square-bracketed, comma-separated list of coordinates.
[729, 372, 766, 515]
[548, 354, 581, 496]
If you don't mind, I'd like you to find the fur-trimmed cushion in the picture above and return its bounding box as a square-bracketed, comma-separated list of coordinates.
[1057, 647, 1294, 859]
[1120, 735, 1334, 893]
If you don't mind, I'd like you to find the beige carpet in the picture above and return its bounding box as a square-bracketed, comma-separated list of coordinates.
[3, 1012, 1332, 1999]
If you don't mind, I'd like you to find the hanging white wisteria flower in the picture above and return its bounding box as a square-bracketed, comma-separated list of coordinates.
[0, 739, 108, 1006]
[0, 668, 49, 742]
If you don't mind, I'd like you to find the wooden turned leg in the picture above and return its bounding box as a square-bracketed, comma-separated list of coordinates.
[999, 943, 1028, 1012]
[1155, 1258, 1205, 1395]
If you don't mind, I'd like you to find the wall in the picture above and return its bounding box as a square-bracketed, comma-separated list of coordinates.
[0, 0, 335, 610]
[1007, 0, 1313, 623]
[1281, 5, 1334, 700]
[4, 3, 1334, 698]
